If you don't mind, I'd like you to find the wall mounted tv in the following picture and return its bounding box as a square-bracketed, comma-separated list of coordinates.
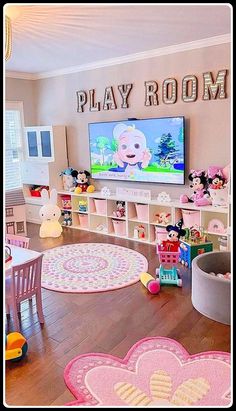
[88, 116, 185, 185]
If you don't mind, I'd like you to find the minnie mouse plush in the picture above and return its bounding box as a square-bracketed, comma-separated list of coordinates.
[208, 168, 225, 189]
[180, 170, 211, 206]
[161, 219, 186, 252]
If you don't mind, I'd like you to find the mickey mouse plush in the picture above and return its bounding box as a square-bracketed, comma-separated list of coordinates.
[180, 169, 211, 206]
[208, 170, 225, 189]
[71, 170, 95, 194]
[161, 219, 186, 252]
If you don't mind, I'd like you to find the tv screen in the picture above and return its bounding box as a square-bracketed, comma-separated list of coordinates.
[88, 116, 185, 184]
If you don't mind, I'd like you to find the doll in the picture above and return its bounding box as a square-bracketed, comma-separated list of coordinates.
[161, 219, 186, 252]
[113, 201, 126, 218]
[180, 170, 211, 206]
[71, 170, 95, 194]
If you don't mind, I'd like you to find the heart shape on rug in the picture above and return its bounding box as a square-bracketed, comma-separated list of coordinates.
[64, 337, 231, 406]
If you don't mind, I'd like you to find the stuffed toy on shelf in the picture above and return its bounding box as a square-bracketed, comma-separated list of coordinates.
[207, 166, 226, 189]
[62, 210, 72, 226]
[113, 201, 125, 218]
[59, 167, 78, 192]
[180, 169, 211, 206]
[71, 170, 95, 194]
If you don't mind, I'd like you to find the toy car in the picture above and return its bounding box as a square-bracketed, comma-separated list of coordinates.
[5, 332, 28, 362]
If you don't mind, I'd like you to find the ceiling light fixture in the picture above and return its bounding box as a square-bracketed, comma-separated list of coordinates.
[5, 15, 12, 61]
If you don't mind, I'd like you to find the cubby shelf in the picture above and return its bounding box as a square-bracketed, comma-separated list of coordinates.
[57, 190, 231, 250]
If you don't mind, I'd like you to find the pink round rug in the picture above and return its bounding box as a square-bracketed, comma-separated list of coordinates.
[42, 243, 148, 293]
[64, 337, 231, 407]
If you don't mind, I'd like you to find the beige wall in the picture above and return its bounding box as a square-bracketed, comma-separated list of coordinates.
[5, 78, 37, 125]
[6, 43, 231, 198]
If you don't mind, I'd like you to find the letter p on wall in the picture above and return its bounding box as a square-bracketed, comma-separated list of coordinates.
[76, 90, 87, 112]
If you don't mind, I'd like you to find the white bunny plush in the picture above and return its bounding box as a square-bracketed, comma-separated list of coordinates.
[39, 189, 62, 238]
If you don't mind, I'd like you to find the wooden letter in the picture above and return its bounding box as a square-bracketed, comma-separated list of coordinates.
[76, 91, 87, 113]
[118, 84, 133, 108]
[182, 75, 198, 102]
[89, 89, 100, 112]
[144, 81, 159, 106]
[203, 70, 227, 100]
[103, 86, 117, 110]
[162, 78, 177, 104]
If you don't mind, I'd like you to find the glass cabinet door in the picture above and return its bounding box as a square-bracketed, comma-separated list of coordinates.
[40, 130, 52, 158]
[27, 131, 38, 157]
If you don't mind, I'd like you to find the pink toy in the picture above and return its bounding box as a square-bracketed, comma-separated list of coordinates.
[207, 166, 225, 189]
[155, 212, 171, 225]
[180, 169, 211, 206]
[140, 272, 160, 294]
[113, 201, 125, 218]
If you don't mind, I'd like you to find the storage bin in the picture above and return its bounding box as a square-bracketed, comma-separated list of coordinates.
[135, 203, 148, 221]
[94, 199, 106, 215]
[112, 219, 126, 236]
[192, 251, 231, 325]
[155, 226, 167, 243]
[182, 209, 200, 228]
[79, 214, 88, 228]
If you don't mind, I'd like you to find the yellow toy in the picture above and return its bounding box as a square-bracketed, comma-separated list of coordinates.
[140, 272, 160, 294]
[72, 170, 95, 194]
[5, 332, 28, 361]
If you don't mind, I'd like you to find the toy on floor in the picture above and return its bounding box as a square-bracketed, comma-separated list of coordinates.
[5, 332, 28, 362]
[113, 201, 125, 218]
[156, 219, 186, 287]
[62, 210, 72, 226]
[180, 169, 211, 206]
[39, 189, 62, 238]
[71, 170, 95, 194]
[59, 167, 78, 191]
[140, 272, 160, 294]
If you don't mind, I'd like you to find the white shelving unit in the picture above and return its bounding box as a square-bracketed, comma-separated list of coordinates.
[57, 191, 230, 250]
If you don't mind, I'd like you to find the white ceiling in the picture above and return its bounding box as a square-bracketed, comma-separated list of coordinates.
[5, 4, 231, 76]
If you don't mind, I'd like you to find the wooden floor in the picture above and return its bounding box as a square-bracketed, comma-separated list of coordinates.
[5, 223, 230, 406]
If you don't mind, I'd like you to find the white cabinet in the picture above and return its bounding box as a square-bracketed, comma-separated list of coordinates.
[22, 125, 68, 224]
[24, 126, 54, 162]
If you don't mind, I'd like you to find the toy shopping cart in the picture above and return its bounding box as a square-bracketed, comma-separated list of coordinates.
[155, 244, 182, 287]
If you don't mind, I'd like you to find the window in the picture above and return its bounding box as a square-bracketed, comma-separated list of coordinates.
[6, 207, 14, 217]
[16, 221, 25, 233]
[5, 101, 24, 190]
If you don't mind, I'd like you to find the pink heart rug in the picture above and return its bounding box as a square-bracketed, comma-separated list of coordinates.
[64, 337, 231, 406]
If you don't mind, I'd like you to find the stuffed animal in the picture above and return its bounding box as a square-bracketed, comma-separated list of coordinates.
[39, 189, 62, 238]
[71, 170, 95, 194]
[207, 167, 225, 189]
[113, 201, 125, 218]
[62, 210, 72, 226]
[180, 169, 211, 206]
[155, 212, 171, 225]
[59, 167, 78, 191]
[161, 219, 186, 252]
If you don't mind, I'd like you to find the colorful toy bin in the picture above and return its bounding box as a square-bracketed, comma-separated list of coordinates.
[155, 226, 167, 243]
[135, 203, 149, 221]
[61, 195, 72, 209]
[79, 214, 88, 228]
[182, 209, 200, 228]
[94, 199, 106, 215]
[179, 240, 213, 267]
[112, 218, 126, 236]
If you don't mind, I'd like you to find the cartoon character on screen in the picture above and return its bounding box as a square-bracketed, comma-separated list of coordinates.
[161, 219, 186, 252]
[180, 169, 211, 206]
[109, 123, 151, 173]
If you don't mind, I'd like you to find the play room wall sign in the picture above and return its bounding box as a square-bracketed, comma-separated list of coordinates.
[76, 69, 228, 113]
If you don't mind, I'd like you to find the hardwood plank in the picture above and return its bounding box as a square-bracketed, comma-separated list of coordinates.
[5, 222, 231, 406]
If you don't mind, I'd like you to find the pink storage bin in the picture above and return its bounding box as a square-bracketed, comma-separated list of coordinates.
[135, 203, 148, 221]
[155, 226, 167, 243]
[94, 199, 106, 215]
[182, 209, 200, 228]
[79, 214, 88, 228]
[112, 219, 126, 236]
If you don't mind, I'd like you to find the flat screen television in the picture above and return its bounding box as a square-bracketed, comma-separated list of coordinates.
[88, 116, 185, 184]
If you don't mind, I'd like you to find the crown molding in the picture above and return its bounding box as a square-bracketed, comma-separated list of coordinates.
[5, 33, 231, 81]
